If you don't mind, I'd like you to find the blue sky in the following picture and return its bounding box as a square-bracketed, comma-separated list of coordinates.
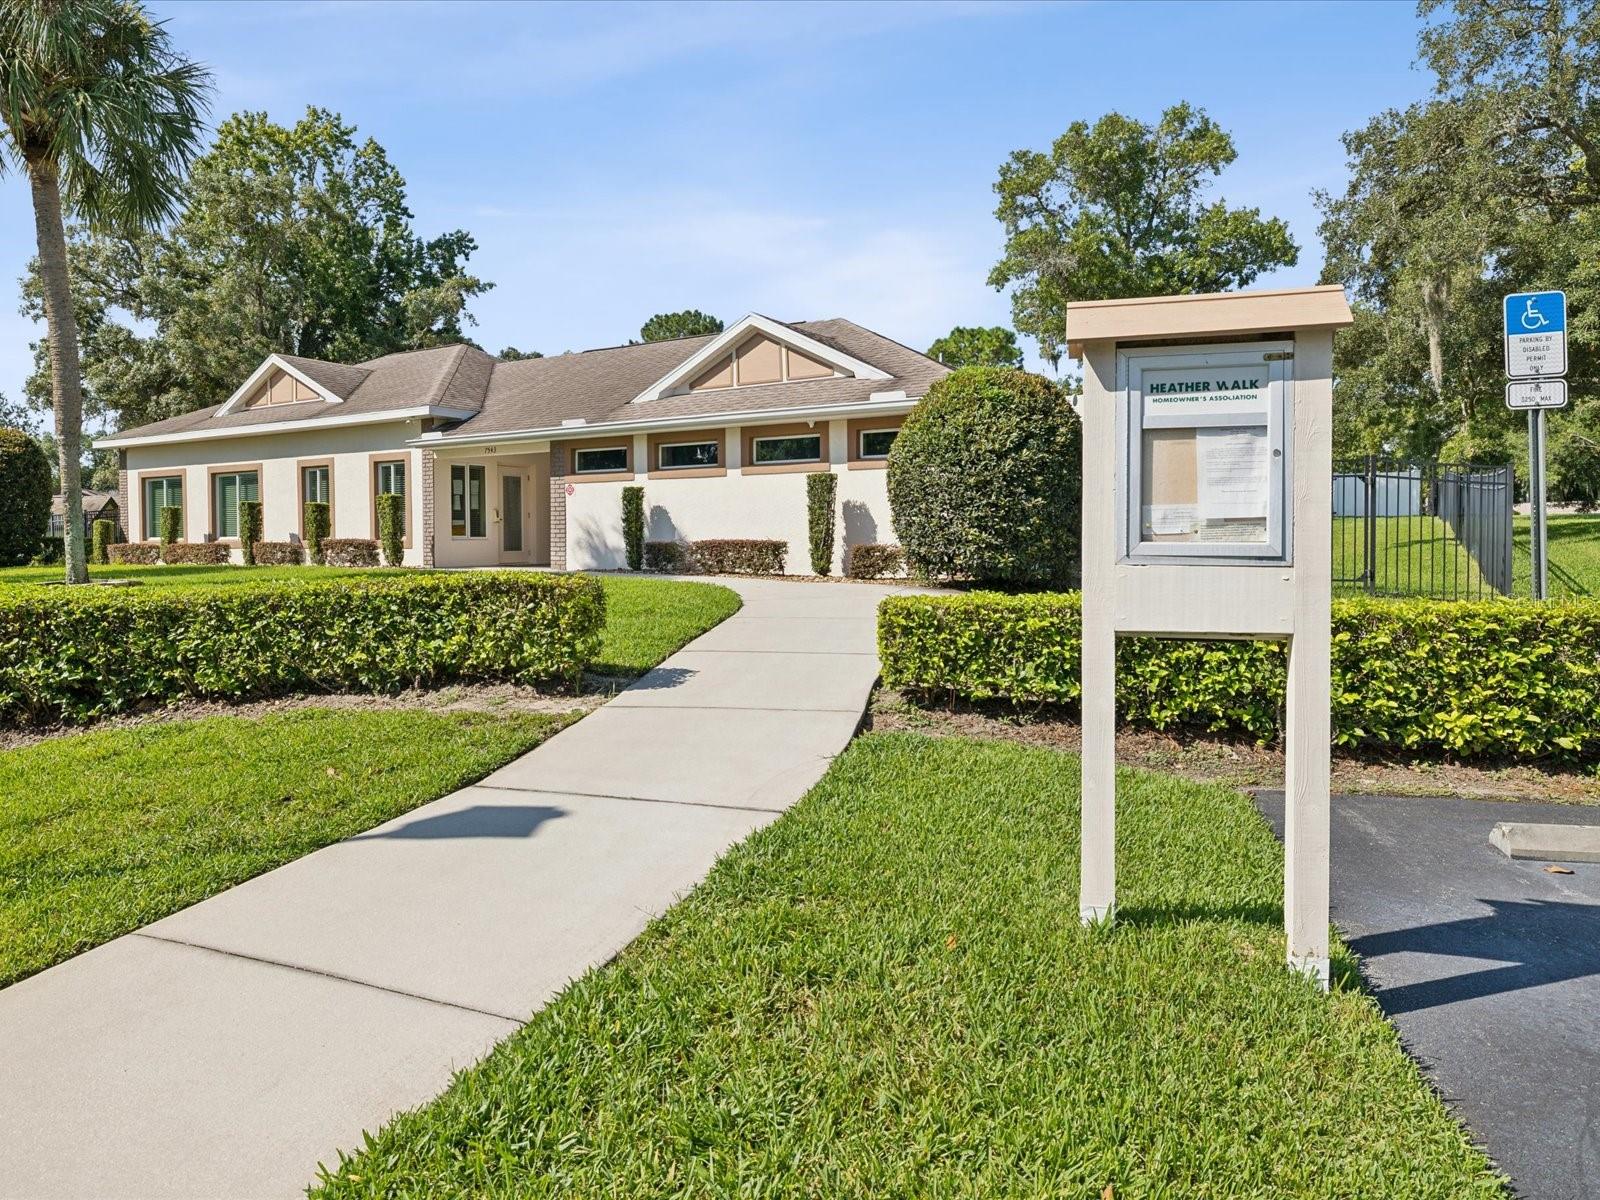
[1, 0, 1433, 425]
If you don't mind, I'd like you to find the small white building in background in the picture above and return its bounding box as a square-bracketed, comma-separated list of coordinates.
[97, 314, 948, 573]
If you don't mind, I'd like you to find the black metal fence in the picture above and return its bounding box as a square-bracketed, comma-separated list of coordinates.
[1332, 458, 1514, 600]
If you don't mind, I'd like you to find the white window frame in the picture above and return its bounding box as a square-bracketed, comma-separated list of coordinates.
[857, 427, 899, 460]
[572, 445, 630, 475]
[751, 433, 824, 466]
[655, 439, 720, 471]
[450, 463, 488, 539]
[1116, 340, 1293, 566]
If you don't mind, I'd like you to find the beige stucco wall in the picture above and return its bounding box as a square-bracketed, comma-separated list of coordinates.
[122, 420, 427, 566]
[562, 417, 899, 575]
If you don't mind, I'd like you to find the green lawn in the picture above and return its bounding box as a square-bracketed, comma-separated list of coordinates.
[313, 734, 1505, 1199]
[1514, 514, 1600, 599]
[0, 708, 572, 987]
[589, 574, 742, 676]
[1332, 515, 1488, 597]
[0, 562, 413, 588]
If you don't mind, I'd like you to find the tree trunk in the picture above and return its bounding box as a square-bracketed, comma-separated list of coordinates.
[1418, 276, 1456, 417]
[27, 161, 88, 584]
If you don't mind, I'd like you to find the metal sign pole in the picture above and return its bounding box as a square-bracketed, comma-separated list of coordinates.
[1532, 408, 1548, 600]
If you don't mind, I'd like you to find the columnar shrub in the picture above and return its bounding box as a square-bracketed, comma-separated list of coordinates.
[91, 520, 114, 566]
[806, 471, 837, 575]
[376, 492, 405, 567]
[0, 428, 51, 567]
[303, 500, 330, 564]
[108, 543, 162, 565]
[877, 592, 1600, 761]
[252, 541, 303, 566]
[887, 367, 1081, 586]
[323, 538, 380, 568]
[161, 542, 230, 565]
[238, 501, 263, 566]
[0, 572, 607, 725]
[691, 539, 787, 575]
[644, 540, 691, 572]
[622, 486, 645, 571]
[159, 506, 181, 546]
[847, 543, 905, 580]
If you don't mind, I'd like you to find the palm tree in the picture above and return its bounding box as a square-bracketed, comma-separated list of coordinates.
[0, 0, 208, 583]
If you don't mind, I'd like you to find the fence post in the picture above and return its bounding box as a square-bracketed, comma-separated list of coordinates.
[1363, 455, 1377, 593]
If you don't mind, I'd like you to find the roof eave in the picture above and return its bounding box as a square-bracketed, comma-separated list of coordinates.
[97, 405, 479, 450]
[411, 391, 918, 450]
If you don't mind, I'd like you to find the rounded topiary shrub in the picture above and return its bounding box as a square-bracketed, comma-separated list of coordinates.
[887, 366, 1081, 586]
[0, 427, 52, 567]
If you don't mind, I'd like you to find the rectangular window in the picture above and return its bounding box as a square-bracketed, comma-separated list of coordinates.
[858, 429, 898, 459]
[657, 440, 719, 470]
[450, 464, 486, 538]
[301, 466, 330, 505]
[375, 459, 405, 498]
[48, 513, 64, 539]
[573, 446, 628, 474]
[212, 471, 259, 540]
[752, 434, 822, 465]
[143, 475, 183, 539]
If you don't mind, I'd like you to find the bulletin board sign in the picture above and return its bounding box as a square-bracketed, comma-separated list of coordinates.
[1118, 342, 1291, 563]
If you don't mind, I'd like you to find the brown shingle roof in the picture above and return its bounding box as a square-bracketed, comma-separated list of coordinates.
[107, 319, 946, 444]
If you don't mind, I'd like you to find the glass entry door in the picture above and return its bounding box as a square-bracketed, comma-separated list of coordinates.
[501, 474, 523, 554]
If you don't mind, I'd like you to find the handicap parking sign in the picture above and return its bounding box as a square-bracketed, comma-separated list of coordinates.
[1504, 291, 1567, 378]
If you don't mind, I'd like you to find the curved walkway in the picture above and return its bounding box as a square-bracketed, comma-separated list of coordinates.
[0, 576, 905, 1199]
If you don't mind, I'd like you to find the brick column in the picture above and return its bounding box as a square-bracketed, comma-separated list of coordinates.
[420, 449, 436, 567]
[549, 444, 567, 571]
[116, 451, 129, 542]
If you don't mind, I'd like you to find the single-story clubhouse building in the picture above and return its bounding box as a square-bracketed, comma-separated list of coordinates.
[98, 314, 947, 572]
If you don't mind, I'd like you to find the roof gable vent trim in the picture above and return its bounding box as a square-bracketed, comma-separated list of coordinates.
[626, 313, 891, 406]
[214, 354, 350, 417]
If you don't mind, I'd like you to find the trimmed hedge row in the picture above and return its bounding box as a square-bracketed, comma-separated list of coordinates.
[878, 592, 1600, 760]
[848, 543, 905, 580]
[644, 539, 788, 575]
[0, 572, 606, 725]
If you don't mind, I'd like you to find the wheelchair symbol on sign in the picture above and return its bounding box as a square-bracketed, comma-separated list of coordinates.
[1521, 298, 1550, 331]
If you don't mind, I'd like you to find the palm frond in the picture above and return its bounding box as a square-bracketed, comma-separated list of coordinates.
[0, 0, 211, 230]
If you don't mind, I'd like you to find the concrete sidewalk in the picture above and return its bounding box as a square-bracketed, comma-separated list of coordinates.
[0, 576, 903, 1199]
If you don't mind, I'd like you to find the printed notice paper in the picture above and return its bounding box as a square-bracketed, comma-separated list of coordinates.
[1143, 504, 1197, 535]
[1196, 427, 1269, 521]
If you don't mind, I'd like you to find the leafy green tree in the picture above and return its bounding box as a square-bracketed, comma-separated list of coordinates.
[989, 103, 1298, 363]
[24, 107, 491, 430]
[0, 0, 209, 583]
[497, 346, 542, 361]
[639, 310, 722, 342]
[0, 426, 51, 566]
[926, 326, 1023, 369]
[1317, 97, 1509, 455]
[0, 391, 36, 434]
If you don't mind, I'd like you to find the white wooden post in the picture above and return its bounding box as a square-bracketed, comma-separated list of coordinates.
[1079, 341, 1119, 923]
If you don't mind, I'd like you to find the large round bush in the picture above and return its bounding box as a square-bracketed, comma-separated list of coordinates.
[0, 427, 51, 566]
[887, 366, 1081, 585]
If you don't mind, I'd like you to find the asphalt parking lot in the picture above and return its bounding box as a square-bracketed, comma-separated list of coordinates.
[1255, 791, 1600, 1200]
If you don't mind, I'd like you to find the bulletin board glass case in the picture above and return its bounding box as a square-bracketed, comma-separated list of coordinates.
[1116, 341, 1293, 564]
